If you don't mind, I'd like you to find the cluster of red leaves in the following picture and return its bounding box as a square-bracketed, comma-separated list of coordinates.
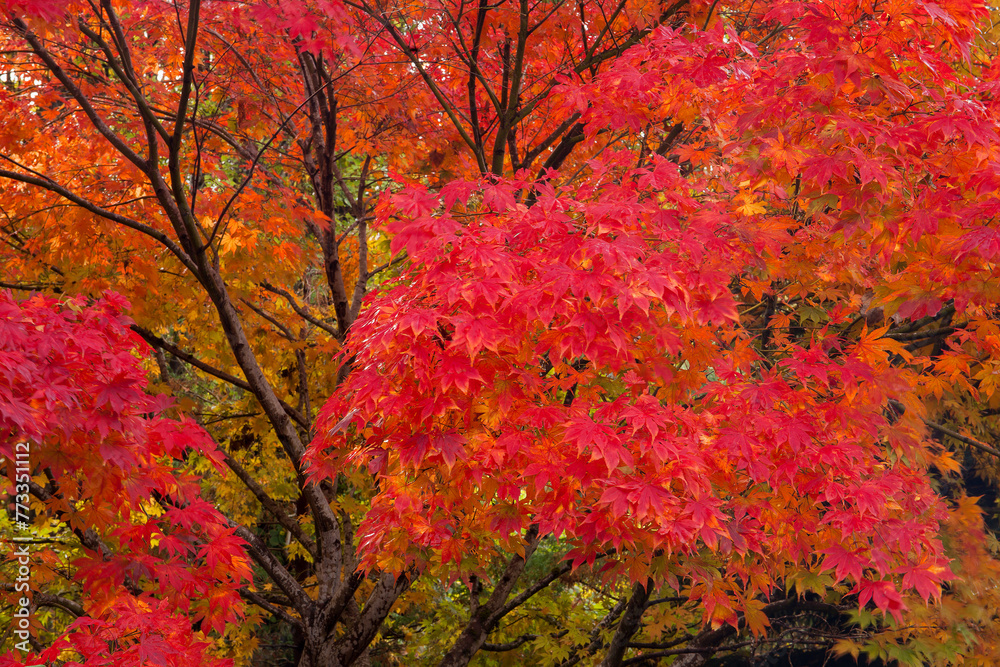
[0, 292, 247, 667]
[304, 0, 1000, 628]
[309, 166, 950, 626]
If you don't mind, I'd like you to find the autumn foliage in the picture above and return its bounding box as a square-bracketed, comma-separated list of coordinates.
[0, 293, 246, 666]
[2, 0, 1000, 664]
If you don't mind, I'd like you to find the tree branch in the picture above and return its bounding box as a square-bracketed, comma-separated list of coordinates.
[219, 449, 317, 557]
[131, 324, 309, 428]
[482, 634, 538, 651]
[10, 17, 149, 171]
[558, 595, 630, 667]
[496, 560, 573, 619]
[76, 11, 170, 145]
[33, 592, 86, 618]
[332, 571, 413, 665]
[925, 420, 1000, 458]
[239, 587, 304, 628]
[598, 580, 652, 667]
[438, 525, 543, 667]
[0, 165, 197, 276]
[230, 523, 315, 616]
[351, 0, 488, 172]
[260, 282, 339, 338]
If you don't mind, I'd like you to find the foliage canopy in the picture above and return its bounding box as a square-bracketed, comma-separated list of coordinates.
[2, 0, 1000, 664]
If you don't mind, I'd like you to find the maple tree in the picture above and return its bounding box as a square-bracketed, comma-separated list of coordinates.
[2, 0, 1000, 665]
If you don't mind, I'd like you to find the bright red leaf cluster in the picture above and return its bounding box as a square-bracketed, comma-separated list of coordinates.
[304, 0, 998, 628]
[0, 292, 247, 667]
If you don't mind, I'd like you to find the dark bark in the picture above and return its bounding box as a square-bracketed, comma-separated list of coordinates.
[599, 581, 653, 667]
[437, 526, 542, 667]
